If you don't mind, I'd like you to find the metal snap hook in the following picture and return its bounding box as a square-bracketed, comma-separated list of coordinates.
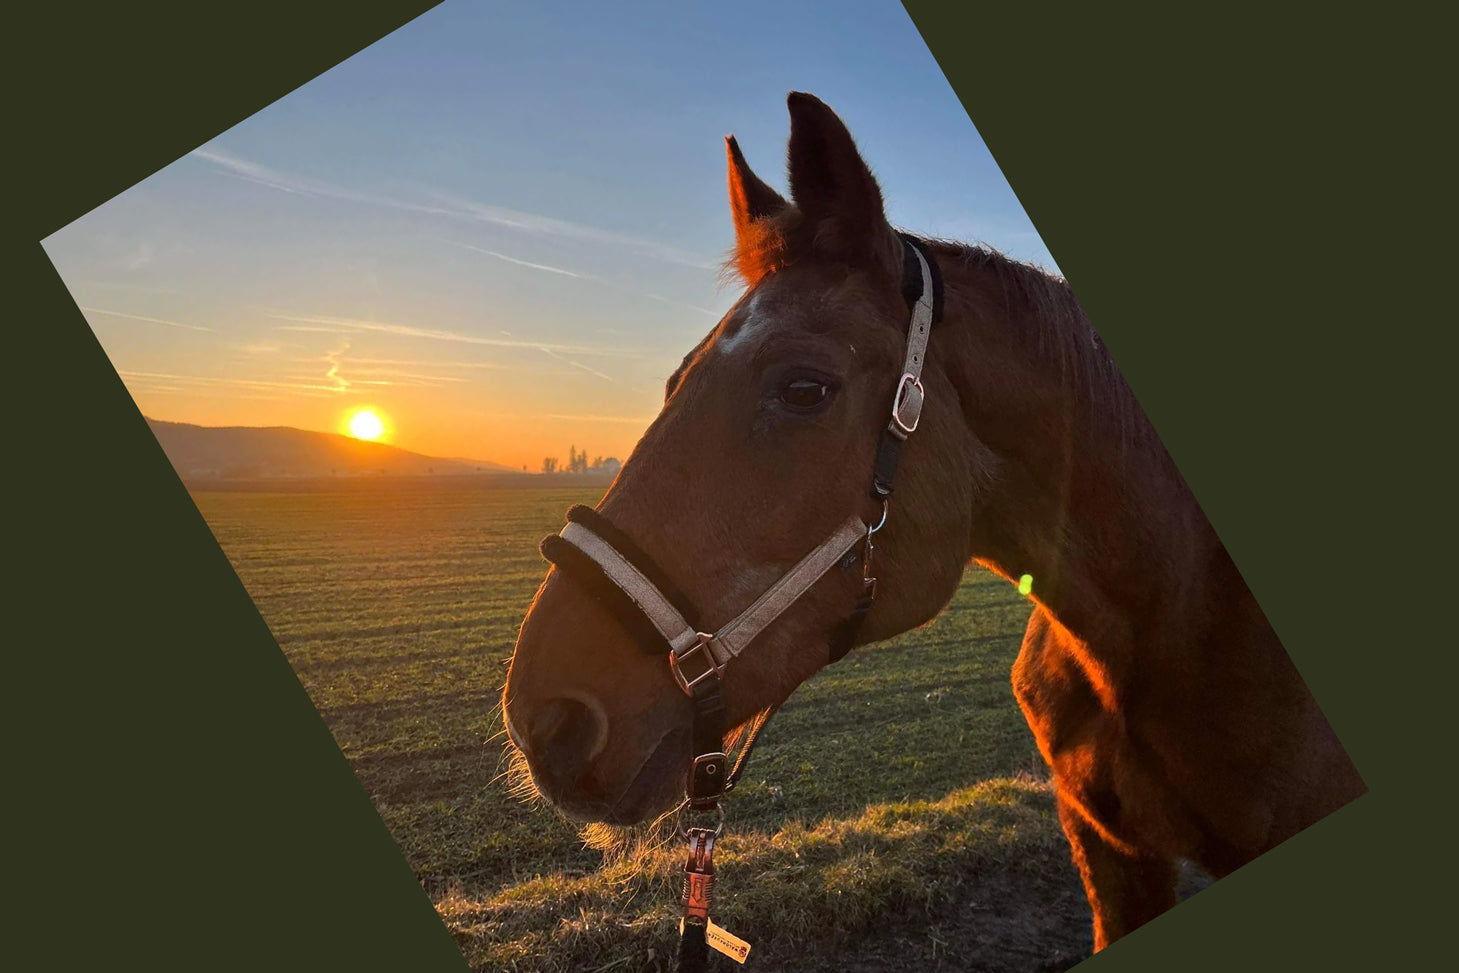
[868, 499, 889, 535]
[676, 801, 726, 838]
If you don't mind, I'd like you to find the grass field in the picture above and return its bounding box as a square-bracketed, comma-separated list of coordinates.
[194, 480, 1092, 971]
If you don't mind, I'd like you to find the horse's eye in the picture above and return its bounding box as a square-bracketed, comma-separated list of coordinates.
[780, 377, 831, 411]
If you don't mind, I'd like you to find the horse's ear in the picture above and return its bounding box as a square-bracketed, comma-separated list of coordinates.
[727, 135, 787, 234]
[726, 135, 789, 285]
[785, 92, 895, 261]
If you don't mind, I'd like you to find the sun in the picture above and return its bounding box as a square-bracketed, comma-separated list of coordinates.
[346, 408, 386, 442]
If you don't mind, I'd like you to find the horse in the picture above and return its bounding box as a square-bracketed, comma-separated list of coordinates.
[502, 91, 1365, 952]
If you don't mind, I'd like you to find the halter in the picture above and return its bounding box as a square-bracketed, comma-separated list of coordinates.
[538, 234, 942, 969]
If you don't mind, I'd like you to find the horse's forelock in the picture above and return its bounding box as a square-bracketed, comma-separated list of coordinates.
[719, 209, 798, 289]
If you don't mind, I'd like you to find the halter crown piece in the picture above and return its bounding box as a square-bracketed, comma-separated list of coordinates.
[539, 235, 942, 971]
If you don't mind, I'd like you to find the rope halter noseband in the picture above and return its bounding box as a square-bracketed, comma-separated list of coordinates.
[537, 234, 942, 970]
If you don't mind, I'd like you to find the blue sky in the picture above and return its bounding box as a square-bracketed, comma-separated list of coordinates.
[43, 0, 1057, 468]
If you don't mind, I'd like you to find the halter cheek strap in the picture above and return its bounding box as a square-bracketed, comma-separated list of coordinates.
[873, 234, 943, 499]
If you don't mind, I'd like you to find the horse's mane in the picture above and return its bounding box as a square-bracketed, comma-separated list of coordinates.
[921, 237, 1150, 462]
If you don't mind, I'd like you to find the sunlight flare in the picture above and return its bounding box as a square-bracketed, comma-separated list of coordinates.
[345, 407, 387, 442]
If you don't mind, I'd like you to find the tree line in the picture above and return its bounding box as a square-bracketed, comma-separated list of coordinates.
[541, 446, 621, 476]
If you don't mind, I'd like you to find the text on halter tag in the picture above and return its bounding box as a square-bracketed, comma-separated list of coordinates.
[705, 919, 751, 964]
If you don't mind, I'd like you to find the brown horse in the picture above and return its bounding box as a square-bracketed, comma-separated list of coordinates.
[503, 92, 1365, 951]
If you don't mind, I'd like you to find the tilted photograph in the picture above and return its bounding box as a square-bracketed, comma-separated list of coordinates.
[40, 3, 1364, 970]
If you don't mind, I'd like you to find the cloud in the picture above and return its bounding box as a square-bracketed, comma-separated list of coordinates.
[544, 413, 656, 424]
[645, 292, 720, 319]
[116, 370, 348, 398]
[536, 346, 617, 383]
[283, 370, 462, 389]
[190, 148, 368, 201]
[455, 243, 589, 279]
[336, 368, 469, 385]
[125, 243, 154, 271]
[313, 348, 471, 388]
[446, 240, 723, 320]
[425, 190, 716, 270]
[80, 305, 212, 333]
[124, 344, 482, 402]
[323, 343, 350, 391]
[268, 312, 639, 358]
[335, 356, 509, 371]
[189, 146, 716, 269]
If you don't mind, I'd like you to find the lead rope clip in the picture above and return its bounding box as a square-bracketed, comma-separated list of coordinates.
[681, 827, 717, 922]
[676, 822, 718, 972]
[863, 498, 887, 598]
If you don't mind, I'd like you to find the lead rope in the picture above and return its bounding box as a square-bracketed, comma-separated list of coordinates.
[674, 741, 819, 970]
[674, 701, 778, 971]
[673, 531, 881, 970]
[673, 515, 885, 969]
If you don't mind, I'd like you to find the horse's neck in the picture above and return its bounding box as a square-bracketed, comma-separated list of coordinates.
[936, 251, 1212, 651]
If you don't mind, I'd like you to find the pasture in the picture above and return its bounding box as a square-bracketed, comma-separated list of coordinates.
[194, 480, 1092, 971]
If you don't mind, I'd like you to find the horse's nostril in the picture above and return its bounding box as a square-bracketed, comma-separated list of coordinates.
[524, 696, 606, 781]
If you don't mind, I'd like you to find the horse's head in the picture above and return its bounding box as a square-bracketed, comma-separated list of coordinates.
[503, 93, 978, 824]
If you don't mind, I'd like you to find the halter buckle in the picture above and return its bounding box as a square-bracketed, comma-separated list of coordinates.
[670, 633, 722, 696]
[688, 751, 730, 807]
[890, 372, 925, 439]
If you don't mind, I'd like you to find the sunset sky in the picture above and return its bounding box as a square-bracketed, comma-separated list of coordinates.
[42, 0, 1056, 470]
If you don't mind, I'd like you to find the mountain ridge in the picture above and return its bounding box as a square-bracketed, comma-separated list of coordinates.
[145, 417, 520, 481]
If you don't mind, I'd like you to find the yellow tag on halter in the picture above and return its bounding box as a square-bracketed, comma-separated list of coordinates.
[705, 919, 751, 964]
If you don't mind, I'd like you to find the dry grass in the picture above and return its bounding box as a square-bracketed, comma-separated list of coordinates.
[438, 776, 1073, 971]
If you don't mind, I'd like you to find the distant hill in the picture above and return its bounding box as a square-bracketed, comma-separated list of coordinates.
[146, 418, 519, 482]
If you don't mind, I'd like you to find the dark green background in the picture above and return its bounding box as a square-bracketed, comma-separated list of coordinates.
[10, 1, 1439, 968]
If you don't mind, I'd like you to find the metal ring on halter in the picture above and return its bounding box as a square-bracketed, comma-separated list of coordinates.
[676, 802, 726, 838]
[868, 499, 890, 535]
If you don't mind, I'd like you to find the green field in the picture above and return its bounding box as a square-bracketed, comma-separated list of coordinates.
[194, 481, 1091, 971]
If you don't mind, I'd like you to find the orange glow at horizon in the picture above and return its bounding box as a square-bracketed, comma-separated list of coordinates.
[137, 395, 653, 473]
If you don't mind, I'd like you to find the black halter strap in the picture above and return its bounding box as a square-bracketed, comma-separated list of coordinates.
[872, 233, 944, 501]
[829, 234, 940, 662]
